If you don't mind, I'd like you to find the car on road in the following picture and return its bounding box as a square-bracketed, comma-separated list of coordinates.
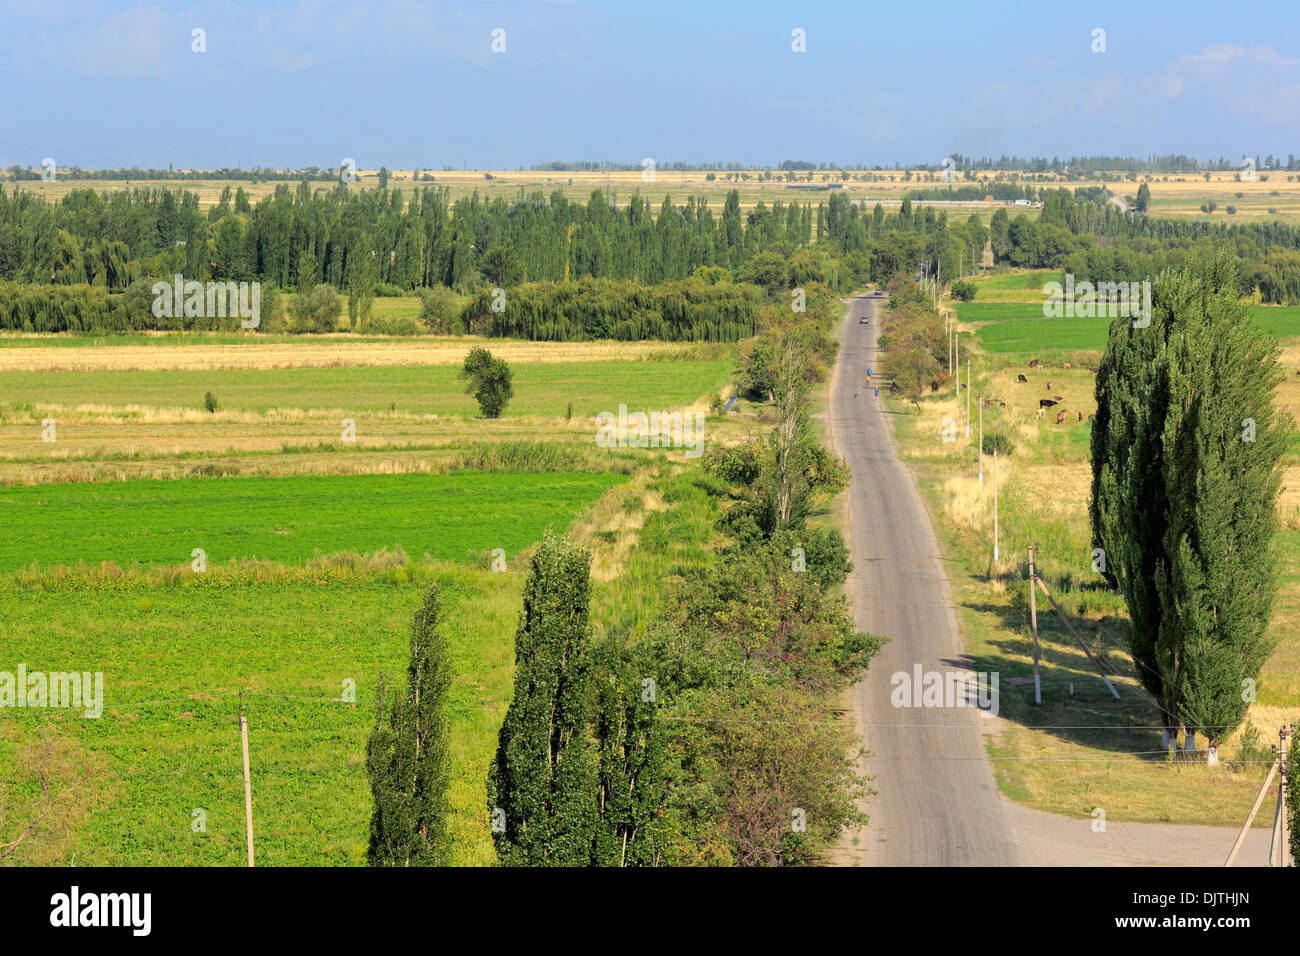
[859, 315, 870, 324]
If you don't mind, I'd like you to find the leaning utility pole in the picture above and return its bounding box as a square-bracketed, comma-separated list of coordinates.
[1028, 546, 1041, 704]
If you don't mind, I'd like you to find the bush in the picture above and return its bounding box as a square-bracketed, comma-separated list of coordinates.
[981, 429, 1015, 457]
[288, 283, 342, 333]
[204, 391, 219, 413]
[417, 286, 463, 334]
[949, 279, 977, 302]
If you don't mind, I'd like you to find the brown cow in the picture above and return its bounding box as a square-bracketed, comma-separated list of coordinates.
[1029, 358, 1039, 368]
[1087, 413, 1095, 421]
[1054, 395, 1063, 401]
[1090, 367, 1100, 374]
[1017, 374, 1028, 383]
[1046, 381, 1052, 390]
[1063, 362, 1073, 369]
[1056, 410, 1067, 424]
[1078, 411, 1083, 421]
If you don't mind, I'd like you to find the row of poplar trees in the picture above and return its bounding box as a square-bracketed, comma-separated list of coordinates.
[366, 531, 662, 866]
[1089, 250, 1287, 753]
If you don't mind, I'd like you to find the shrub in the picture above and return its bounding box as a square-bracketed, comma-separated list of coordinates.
[417, 285, 463, 334]
[949, 279, 977, 302]
[288, 283, 342, 333]
[204, 391, 218, 414]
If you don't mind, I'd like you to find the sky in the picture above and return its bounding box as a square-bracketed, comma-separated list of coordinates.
[1, 0, 1298, 170]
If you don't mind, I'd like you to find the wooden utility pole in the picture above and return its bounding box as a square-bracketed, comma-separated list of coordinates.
[1034, 576, 1121, 699]
[978, 397, 984, 485]
[1270, 724, 1291, 866]
[1028, 546, 1041, 704]
[966, 357, 971, 437]
[239, 692, 255, 867]
[993, 447, 999, 561]
[1226, 757, 1279, 866]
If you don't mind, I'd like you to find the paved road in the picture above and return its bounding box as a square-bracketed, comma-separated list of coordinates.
[828, 294, 1020, 865]
[826, 295, 1275, 867]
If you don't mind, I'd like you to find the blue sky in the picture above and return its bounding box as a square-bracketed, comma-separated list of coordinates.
[1, 0, 1297, 169]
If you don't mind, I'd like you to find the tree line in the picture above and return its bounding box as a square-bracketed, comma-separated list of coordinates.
[989, 188, 1300, 304]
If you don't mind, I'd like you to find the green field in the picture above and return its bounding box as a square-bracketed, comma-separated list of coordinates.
[975, 270, 1063, 290]
[0, 461, 716, 866]
[959, 302, 1300, 354]
[0, 359, 733, 417]
[0, 471, 624, 571]
[0, 567, 517, 865]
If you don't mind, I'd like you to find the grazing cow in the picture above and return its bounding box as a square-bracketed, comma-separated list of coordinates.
[1090, 367, 1100, 374]
[1039, 398, 1058, 409]
[1087, 413, 1095, 421]
[1056, 410, 1067, 425]
[1063, 362, 1073, 369]
[1054, 395, 1063, 401]
[1078, 411, 1083, 421]
[1017, 374, 1028, 383]
[1036, 407, 1044, 420]
[1046, 381, 1052, 390]
[1029, 358, 1039, 368]
[998, 401, 1006, 407]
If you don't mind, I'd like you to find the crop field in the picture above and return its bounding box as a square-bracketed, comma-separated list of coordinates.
[0, 459, 717, 866]
[957, 301, 1300, 355]
[0, 357, 732, 417]
[0, 325, 736, 865]
[18, 167, 1300, 223]
[0, 471, 624, 572]
[0, 337, 738, 484]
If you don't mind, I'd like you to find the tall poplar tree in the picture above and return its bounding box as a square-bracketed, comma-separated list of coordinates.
[366, 585, 454, 866]
[1091, 253, 1284, 751]
[486, 532, 597, 865]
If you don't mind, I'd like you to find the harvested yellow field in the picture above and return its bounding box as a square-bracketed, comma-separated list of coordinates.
[0, 336, 711, 373]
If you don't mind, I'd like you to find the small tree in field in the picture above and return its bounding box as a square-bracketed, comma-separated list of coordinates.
[460, 346, 514, 418]
[366, 585, 453, 866]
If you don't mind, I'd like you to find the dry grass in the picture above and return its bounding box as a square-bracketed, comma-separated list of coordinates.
[0, 337, 713, 373]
